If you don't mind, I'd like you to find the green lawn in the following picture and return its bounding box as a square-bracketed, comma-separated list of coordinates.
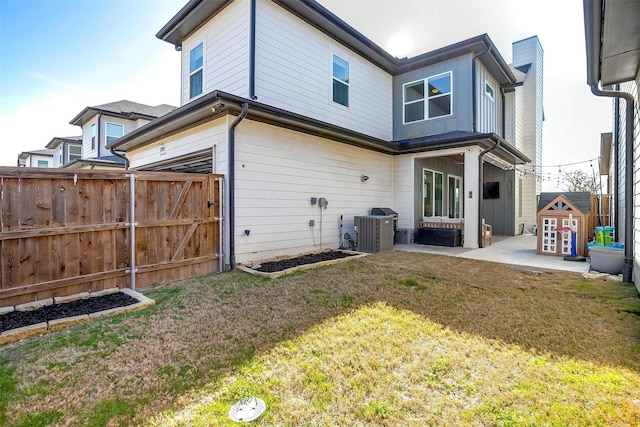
[1, 251, 639, 426]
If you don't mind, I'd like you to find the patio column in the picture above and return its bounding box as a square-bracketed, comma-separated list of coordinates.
[464, 148, 481, 248]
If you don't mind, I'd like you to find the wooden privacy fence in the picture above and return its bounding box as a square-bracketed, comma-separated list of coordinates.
[0, 168, 223, 307]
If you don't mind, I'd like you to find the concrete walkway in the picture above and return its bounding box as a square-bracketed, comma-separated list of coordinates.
[394, 235, 591, 274]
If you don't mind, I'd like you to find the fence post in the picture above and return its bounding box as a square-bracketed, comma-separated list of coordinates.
[129, 173, 137, 290]
[217, 176, 224, 272]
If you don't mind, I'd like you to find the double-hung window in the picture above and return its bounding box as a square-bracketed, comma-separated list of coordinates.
[190, 42, 204, 99]
[106, 123, 124, 145]
[332, 54, 349, 107]
[403, 71, 453, 123]
[69, 145, 82, 162]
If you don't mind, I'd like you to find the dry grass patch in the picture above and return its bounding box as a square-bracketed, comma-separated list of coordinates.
[0, 251, 639, 425]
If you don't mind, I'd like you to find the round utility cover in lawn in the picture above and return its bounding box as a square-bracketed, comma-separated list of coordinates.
[229, 397, 266, 422]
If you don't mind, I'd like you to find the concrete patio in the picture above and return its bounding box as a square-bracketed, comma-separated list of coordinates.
[395, 234, 592, 274]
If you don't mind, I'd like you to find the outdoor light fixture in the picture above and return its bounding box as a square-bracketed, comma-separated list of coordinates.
[360, 174, 369, 182]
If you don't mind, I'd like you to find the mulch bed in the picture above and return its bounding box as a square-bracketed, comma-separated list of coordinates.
[1, 293, 137, 333]
[253, 250, 357, 273]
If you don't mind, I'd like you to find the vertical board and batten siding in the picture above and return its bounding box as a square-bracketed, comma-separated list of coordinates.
[233, 120, 393, 263]
[0, 168, 222, 307]
[392, 55, 473, 140]
[180, 0, 249, 105]
[475, 61, 501, 135]
[254, 0, 393, 141]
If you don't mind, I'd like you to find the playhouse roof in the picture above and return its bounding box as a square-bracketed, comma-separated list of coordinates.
[537, 192, 591, 214]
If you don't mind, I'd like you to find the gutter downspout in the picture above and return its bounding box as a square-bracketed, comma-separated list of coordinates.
[613, 84, 620, 241]
[478, 140, 501, 247]
[229, 103, 249, 270]
[590, 84, 634, 283]
[249, 0, 256, 99]
[109, 146, 130, 169]
[472, 45, 492, 132]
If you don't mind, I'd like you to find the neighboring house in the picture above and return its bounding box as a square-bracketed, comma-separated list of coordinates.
[109, 0, 544, 268]
[68, 100, 177, 169]
[584, 0, 640, 287]
[45, 136, 82, 168]
[16, 149, 55, 168]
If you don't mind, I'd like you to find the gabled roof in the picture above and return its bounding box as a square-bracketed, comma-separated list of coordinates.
[158, 0, 516, 85]
[70, 100, 177, 126]
[18, 148, 55, 159]
[537, 192, 591, 214]
[45, 136, 82, 149]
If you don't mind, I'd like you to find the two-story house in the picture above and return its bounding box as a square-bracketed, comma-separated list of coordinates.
[584, 0, 639, 287]
[16, 149, 55, 168]
[45, 136, 82, 168]
[109, 0, 543, 268]
[68, 100, 177, 169]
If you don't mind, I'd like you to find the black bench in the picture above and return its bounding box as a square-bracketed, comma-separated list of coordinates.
[416, 227, 462, 247]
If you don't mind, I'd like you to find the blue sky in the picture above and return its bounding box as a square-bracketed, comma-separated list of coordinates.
[0, 0, 613, 191]
[0, 0, 182, 162]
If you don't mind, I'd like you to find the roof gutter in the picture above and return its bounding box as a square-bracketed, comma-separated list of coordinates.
[229, 102, 249, 270]
[590, 84, 634, 283]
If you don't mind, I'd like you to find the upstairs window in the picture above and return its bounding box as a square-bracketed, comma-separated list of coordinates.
[332, 54, 349, 107]
[69, 145, 82, 162]
[190, 42, 204, 99]
[106, 123, 124, 145]
[37, 160, 49, 168]
[485, 81, 495, 101]
[404, 81, 425, 123]
[427, 72, 452, 118]
[403, 71, 453, 123]
[91, 123, 96, 149]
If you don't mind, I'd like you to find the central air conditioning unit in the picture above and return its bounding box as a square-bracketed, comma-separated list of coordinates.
[354, 215, 394, 253]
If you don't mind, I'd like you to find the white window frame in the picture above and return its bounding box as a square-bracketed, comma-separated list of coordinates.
[189, 42, 204, 99]
[68, 145, 82, 162]
[403, 79, 425, 123]
[331, 54, 349, 107]
[91, 123, 96, 150]
[403, 71, 453, 124]
[485, 81, 495, 101]
[105, 122, 124, 146]
[448, 174, 463, 219]
[427, 71, 453, 119]
[423, 168, 444, 218]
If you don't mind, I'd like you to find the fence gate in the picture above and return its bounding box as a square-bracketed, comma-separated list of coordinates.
[0, 168, 223, 307]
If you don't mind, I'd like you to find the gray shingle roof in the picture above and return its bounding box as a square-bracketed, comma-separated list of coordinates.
[537, 192, 591, 213]
[92, 100, 176, 117]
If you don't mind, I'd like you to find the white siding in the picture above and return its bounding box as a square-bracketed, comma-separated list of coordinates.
[180, 0, 249, 105]
[126, 118, 228, 170]
[392, 154, 414, 229]
[233, 120, 393, 263]
[254, 0, 393, 140]
[512, 37, 543, 229]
